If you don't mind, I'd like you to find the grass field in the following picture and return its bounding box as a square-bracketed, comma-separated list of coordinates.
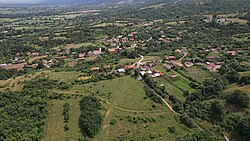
[155, 66, 195, 94]
[43, 99, 85, 141]
[156, 77, 185, 101]
[185, 66, 214, 82]
[224, 84, 250, 95]
[42, 76, 198, 140]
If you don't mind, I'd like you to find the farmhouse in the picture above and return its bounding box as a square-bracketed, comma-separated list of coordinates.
[108, 48, 117, 53]
[175, 49, 182, 54]
[170, 60, 183, 67]
[170, 74, 178, 79]
[227, 51, 236, 56]
[117, 68, 125, 73]
[185, 61, 194, 68]
[167, 56, 175, 60]
[90, 67, 100, 71]
[0, 63, 7, 67]
[163, 64, 172, 70]
[125, 65, 136, 69]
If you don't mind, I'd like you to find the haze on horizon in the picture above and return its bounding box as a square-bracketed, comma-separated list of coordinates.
[0, 0, 42, 3]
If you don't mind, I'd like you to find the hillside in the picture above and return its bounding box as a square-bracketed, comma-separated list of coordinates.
[0, 0, 249, 140]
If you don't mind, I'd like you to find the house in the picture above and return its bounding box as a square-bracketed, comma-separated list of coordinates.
[217, 18, 229, 22]
[175, 49, 182, 54]
[31, 52, 39, 56]
[140, 66, 149, 71]
[167, 56, 175, 60]
[170, 60, 183, 67]
[108, 48, 117, 53]
[90, 67, 100, 71]
[227, 51, 236, 56]
[140, 71, 146, 76]
[125, 65, 136, 69]
[151, 73, 161, 78]
[210, 48, 218, 53]
[0, 63, 7, 67]
[170, 74, 178, 79]
[147, 70, 153, 74]
[205, 63, 215, 71]
[104, 65, 111, 69]
[25, 64, 38, 69]
[78, 53, 85, 58]
[181, 47, 188, 53]
[89, 48, 103, 56]
[117, 68, 125, 73]
[159, 38, 172, 43]
[163, 64, 172, 70]
[185, 61, 194, 68]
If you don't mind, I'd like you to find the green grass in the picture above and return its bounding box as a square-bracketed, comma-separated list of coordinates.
[44, 76, 197, 140]
[71, 76, 155, 111]
[155, 66, 195, 94]
[156, 77, 185, 101]
[224, 84, 250, 96]
[44, 100, 66, 141]
[185, 66, 214, 83]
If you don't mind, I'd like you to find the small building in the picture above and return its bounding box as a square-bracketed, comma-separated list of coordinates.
[79, 53, 85, 58]
[140, 71, 146, 76]
[125, 65, 136, 69]
[90, 67, 100, 71]
[181, 47, 188, 53]
[167, 56, 175, 60]
[170, 74, 178, 79]
[163, 64, 172, 70]
[108, 48, 117, 53]
[227, 51, 236, 56]
[175, 49, 182, 54]
[151, 73, 161, 78]
[104, 65, 111, 69]
[210, 48, 218, 53]
[93, 48, 102, 55]
[0, 63, 7, 67]
[185, 61, 194, 68]
[117, 68, 125, 73]
[31, 52, 39, 56]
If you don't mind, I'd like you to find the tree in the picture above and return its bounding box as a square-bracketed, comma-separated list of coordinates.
[238, 75, 250, 86]
[210, 101, 225, 121]
[226, 90, 249, 108]
[236, 119, 250, 141]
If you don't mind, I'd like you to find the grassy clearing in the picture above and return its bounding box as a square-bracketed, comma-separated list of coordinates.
[224, 84, 250, 95]
[72, 76, 155, 111]
[156, 77, 185, 101]
[93, 23, 126, 27]
[44, 100, 66, 141]
[185, 66, 214, 82]
[155, 66, 195, 93]
[96, 103, 195, 141]
[166, 21, 185, 25]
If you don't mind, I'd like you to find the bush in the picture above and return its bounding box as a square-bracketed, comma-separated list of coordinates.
[226, 90, 249, 108]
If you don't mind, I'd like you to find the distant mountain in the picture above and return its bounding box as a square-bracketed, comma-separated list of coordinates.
[39, 0, 152, 5]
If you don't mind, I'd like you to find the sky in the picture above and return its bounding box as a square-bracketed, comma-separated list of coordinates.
[0, 0, 41, 3]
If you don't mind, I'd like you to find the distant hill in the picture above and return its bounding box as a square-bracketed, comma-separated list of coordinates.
[39, 0, 153, 5]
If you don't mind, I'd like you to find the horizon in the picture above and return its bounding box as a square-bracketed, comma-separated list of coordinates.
[0, 0, 42, 4]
